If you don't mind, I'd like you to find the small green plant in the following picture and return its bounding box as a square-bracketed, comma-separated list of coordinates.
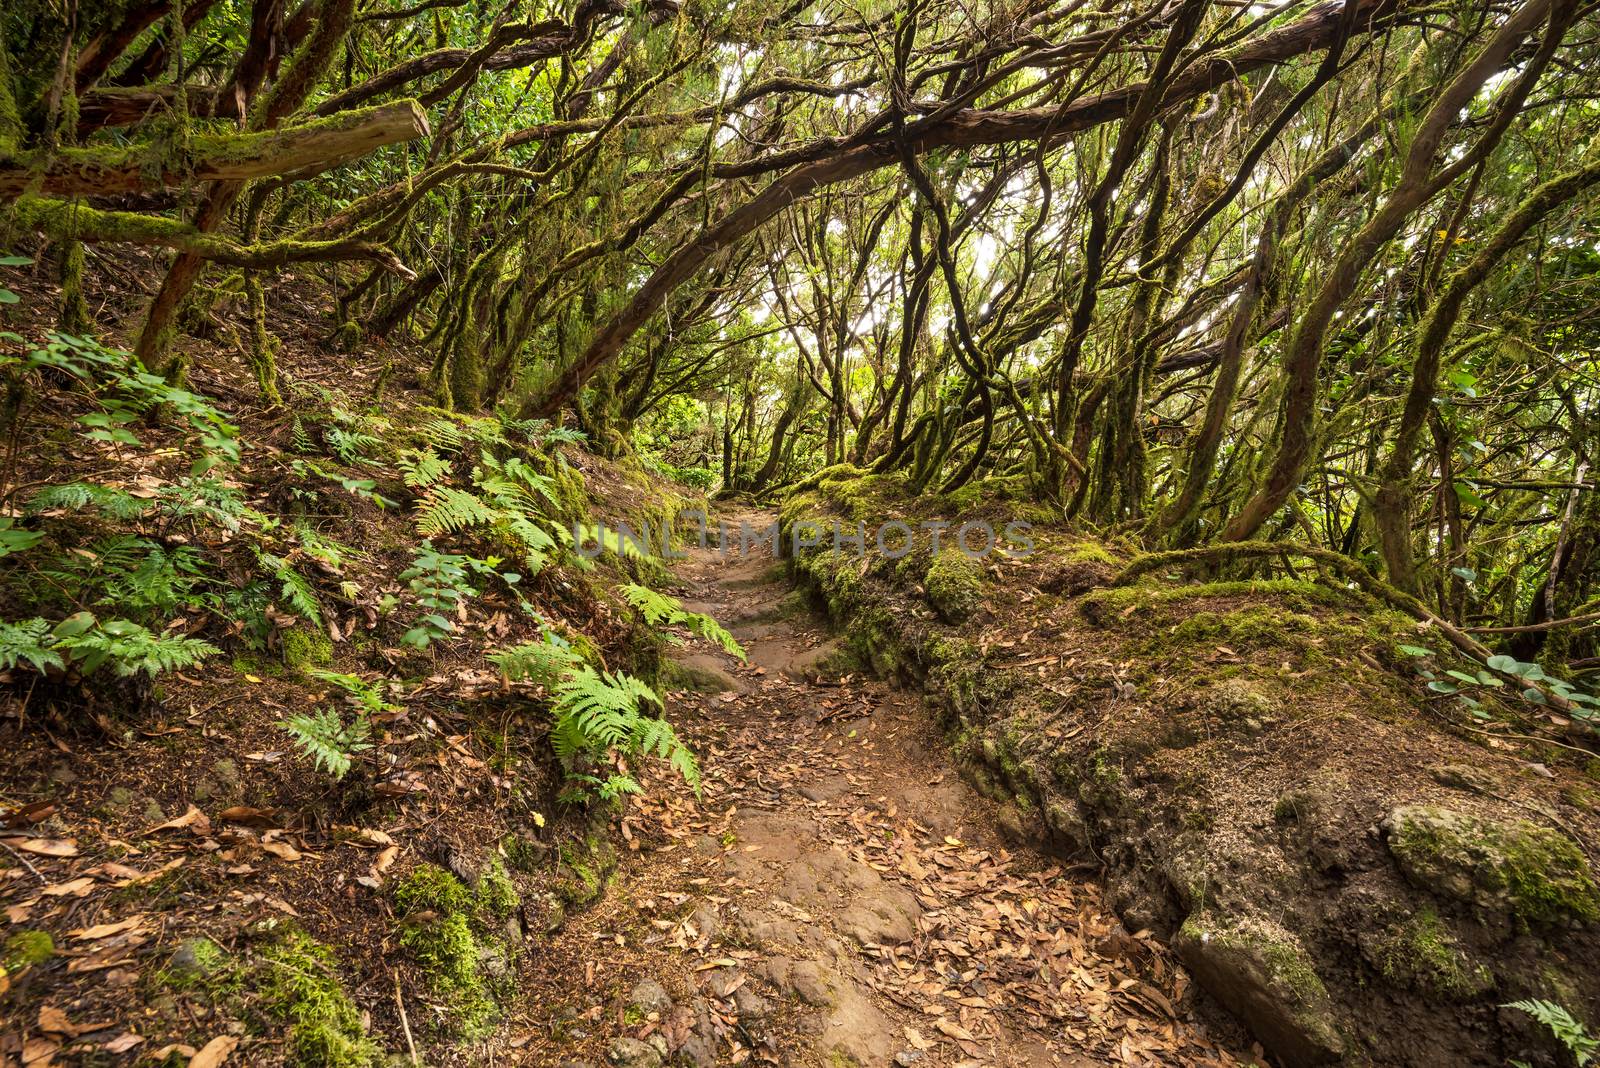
[620, 583, 745, 659]
[398, 447, 450, 489]
[309, 669, 402, 715]
[1506, 999, 1597, 1066]
[1401, 644, 1599, 726]
[399, 543, 519, 649]
[492, 630, 699, 802]
[42, 612, 219, 677]
[280, 707, 373, 780]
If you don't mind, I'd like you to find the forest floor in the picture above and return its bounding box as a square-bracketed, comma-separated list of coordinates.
[521, 509, 1261, 1068]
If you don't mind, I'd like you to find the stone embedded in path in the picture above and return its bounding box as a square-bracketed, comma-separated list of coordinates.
[627, 978, 672, 1017]
[836, 882, 923, 946]
[606, 1036, 663, 1068]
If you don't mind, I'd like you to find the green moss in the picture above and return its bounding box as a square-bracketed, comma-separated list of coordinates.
[1385, 805, 1600, 926]
[476, 857, 518, 921]
[659, 658, 735, 693]
[282, 626, 333, 672]
[1062, 540, 1118, 565]
[3, 929, 54, 969]
[1370, 908, 1492, 1000]
[158, 937, 228, 992]
[258, 930, 382, 1067]
[555, 833, 617, 908]
[393, 863, 501, 1036]
[1083, 578, 1348, 617]
[924, 549, 983, 624]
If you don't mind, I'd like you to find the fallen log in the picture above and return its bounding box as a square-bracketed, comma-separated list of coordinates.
[0, 100, 429, 198]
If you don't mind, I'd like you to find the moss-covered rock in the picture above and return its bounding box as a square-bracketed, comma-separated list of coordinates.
[1175, 912, 1344, 1065]
[1365, 908, 1493, 1000]
[1383, 805, 1600, 926]
[555, 831, 617, 908]
[924, 549, 983, 624]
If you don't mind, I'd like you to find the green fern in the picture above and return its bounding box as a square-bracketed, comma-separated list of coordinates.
[489, 633, 584, 686]
[545, 665, 699, 794]
[398, 447, 450, 489]
[1505, 1000, 1598, 1066]
[0, 618, 64, 673]
[52, 616, 218, 677]
[308, 669, 401, 715]
[26, 481, 143, 520]
[418, 417, 467, 454]
[280, 707, 373, 780]
[254, 549, 323, 627]
[619, 583, 745, 660]
[414, 487, 498, 537]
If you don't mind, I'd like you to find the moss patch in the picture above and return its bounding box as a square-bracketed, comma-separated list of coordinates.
[393, 860, 522, 1036]
[282, 625, 334, 672]
[924, 549, 983, 624]
[1369, 908, 1493, 1000]
[3, 929, 54, 969]
[1383, 805, 1600, 926]
[257, 930, 382, 1067]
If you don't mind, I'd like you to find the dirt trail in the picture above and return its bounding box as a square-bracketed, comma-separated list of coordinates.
[523, 510, 1251, 1068]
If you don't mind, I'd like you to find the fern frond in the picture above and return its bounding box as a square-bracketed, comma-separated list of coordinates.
[26, 481, 143, 520]
[254, 548, 323, 626]
[398, 447, 450, 489]
[55, 620, 218, 677]
[620, 583, 681, 626]
[280, 707, 372, 780]
[308, 669, 401, 714]
[418, 417, 466, 454]
[414, 487, 497, 537]
[489, 635, 584, 686]
[0, 618, 64, 673]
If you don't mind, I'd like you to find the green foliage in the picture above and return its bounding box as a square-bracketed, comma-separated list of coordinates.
[26, 481, 142, 520]
[398, 447, 450, 489]
[398, 543, 518, 649]
[488, 632, 584, 686]
[619, 582, 745, 659]
[49, 613, 219, 677]
[1506, 999, 1597, 1066]
[309, 669, 401, 715]
[254, 548, 323, 627]
[0, 617, 61, 672]
[415, 486, 498, 537]
[280, 707, 373, 780]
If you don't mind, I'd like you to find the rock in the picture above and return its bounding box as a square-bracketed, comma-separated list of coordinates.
[761, 956, 836, 1007]
[732, 985, 770, 1021]
[606, 1037, 662, 1068]
[1175, 912, 1344, 1066]
[836, 884, 922, 946]
[895, 1051, 926, 1066]
[628, 978, 673, 1017]
[1382, 804, 1600, 926]
[689, 903, 721, 945]
[1430, 764, 1496, 794]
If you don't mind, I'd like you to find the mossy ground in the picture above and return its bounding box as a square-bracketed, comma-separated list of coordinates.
[393, 860, 523, 1037]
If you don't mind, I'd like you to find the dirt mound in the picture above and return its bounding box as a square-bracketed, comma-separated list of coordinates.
[781, 470, 1600, 1067]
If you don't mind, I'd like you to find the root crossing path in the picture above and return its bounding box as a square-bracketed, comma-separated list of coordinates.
[522, 511, 1251, 1068]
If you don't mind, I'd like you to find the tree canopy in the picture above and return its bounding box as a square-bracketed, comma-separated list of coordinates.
[5, 0, 1600, 658]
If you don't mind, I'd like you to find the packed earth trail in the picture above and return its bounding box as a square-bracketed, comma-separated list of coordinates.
[520, 510, 1258, 1068]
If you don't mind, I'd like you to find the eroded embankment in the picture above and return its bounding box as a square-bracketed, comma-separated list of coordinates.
[779, 466, 1600, 1068]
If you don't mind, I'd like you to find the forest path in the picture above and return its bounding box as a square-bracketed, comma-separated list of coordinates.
[522, 509, 1246, 1068]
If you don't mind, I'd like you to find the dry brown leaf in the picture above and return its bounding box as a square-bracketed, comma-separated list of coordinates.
[189, 1036, 239, 1068]
[217, 806, 278, 828]
[10, 838, 79, 857]
[41, 877, 95, 898]
[69, 915, 145, 940]
[103, 1033, 144, 1054]
[143, 805, 211, 837]
[260, 841, 301, 861]
[37, 1005, 78, 1036]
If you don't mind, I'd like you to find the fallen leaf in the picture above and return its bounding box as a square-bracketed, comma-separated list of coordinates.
[189, 1035, 238, 1068]
[103, 1033, 144, 1054]
[143, 805, 211, 837]
[260, 841, 301, 861]
[69, 915, 146, 940]
[38, 1005, 78, 1036]
[42, 877, 95, 898]
[217, 806, 278, 829]
[10, 838, 79, 857]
